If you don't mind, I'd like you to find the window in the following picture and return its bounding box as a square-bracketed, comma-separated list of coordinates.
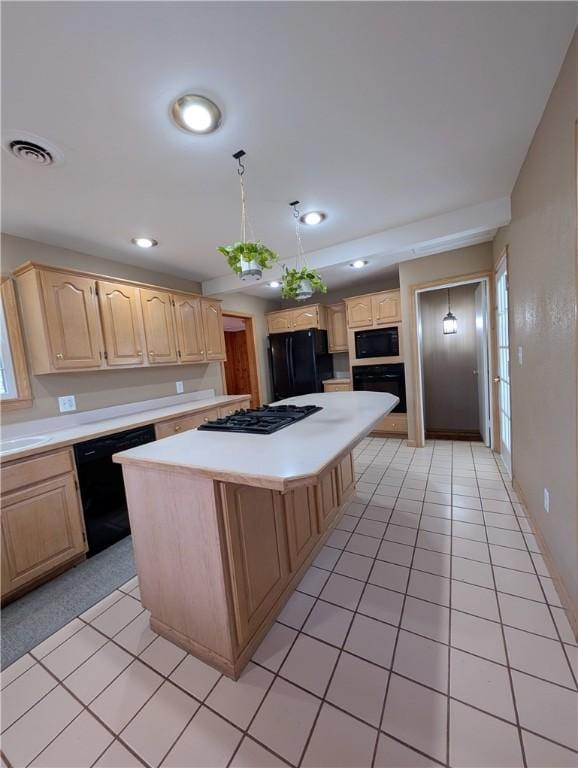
[0, 278, 32, 409]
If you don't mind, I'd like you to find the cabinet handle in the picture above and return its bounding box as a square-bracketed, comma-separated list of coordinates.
[174, 425, 182, 432]
[137, 351, 143, 356]
[149, 350, 155, 356]
[56, 353, 63, 359]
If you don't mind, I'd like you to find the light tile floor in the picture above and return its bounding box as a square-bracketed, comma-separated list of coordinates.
[2, 438, 577, 768]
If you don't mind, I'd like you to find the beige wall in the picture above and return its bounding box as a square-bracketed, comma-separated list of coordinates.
[1, 234, 223, 423]
[211, 291, 279, 403]
[493, 33, 577, 610]
[275, 273, 400, 310]
[398, 242, 494, 442]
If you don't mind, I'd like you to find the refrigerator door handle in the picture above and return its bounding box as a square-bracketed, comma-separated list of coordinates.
[287, 334, 295, 392]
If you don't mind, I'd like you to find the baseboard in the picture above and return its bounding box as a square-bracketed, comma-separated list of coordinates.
[513, 478, 578, 642]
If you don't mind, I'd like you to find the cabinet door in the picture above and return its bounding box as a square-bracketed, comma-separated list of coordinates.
[140, 289, 178, 365]
[283, 486, 318, 572]
[327, 304, 348, 352]
[337, 452, 355, 501]
[371, 291, 401, 325]
[173, 294, 205, 362]
[98, 282, 145, 366]
[222, 485, 289, 646]
[292, 306, 319, 331]
[266, 311, 293, 334]
[40, 271, 103, 369]
[345, 297, 373, 328]
[1, 474, 86, 598]
[201, 298, 226, 361]
[154, 407, 219, 439]
[324, 382, 352, 392]
[316, 467, 340, 532]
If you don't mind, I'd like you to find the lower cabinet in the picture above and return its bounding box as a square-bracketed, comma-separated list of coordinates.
[316, 466, 340, 532]
[217, 399, 251, 418]
[373, 413, 408, 435]
[155, 407, 219, 439]
[337, 453, 355, 500]
[221, 484, 289, 646]
[283, 486, 318, 571]
[1, 449, 87, 601]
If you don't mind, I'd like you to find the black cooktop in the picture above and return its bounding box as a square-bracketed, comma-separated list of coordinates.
[198, 404, 322, 434]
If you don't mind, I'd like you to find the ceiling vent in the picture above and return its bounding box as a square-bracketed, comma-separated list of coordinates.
[3, 132, 63, 166]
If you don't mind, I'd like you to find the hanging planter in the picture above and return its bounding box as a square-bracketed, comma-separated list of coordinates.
[280, 201, 327, 301]
[217, 150, 278, 282]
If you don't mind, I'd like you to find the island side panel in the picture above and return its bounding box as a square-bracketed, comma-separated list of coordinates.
[121, 465, 236, 670]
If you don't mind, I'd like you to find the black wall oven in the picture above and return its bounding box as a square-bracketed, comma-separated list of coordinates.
[353, 363, 406, 413]
[354, 326, 399, 359]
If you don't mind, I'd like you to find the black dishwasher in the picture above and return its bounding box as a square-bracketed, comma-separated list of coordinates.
[74, 425, 156, 556]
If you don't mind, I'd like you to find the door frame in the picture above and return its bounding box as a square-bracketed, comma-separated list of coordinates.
[408, 270, 495, 448]
[220, 311, 263, 407]
[493, 247, 513, 474]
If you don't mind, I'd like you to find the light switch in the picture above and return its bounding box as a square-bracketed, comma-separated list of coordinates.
[176, 381, 184, 394]
[517, 346, 523, 365]
[58, 395, 77, 412]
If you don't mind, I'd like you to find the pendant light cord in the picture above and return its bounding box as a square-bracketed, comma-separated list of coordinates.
[291, 202, 305, 270]
[447, 287, 451, 312]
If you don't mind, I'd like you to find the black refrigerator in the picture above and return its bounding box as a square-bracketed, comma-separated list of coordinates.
[269, 329, 334, 400]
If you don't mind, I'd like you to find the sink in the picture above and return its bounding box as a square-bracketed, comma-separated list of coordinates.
[0, 435, 52, 455]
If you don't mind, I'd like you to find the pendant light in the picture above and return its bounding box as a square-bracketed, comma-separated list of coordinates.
[443, 287, 458, 334]
[279, 201, 327, 301]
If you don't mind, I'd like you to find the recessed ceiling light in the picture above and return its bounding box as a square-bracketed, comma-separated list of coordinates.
[131, 237, 158, 249]
[171, 94, 222, 134]
[300, 211, 326, 226]
[268, 281, 281, 288]
[350, 259, 368, 269]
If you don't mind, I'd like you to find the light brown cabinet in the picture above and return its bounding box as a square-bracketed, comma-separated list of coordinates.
[221, 484, 289, 646]
[201, 298, 226, 361]
[140, 289, 178, 365]
[283, 486, 318, 572]
[316, 466, 340, 532]
[323, 379, 351, 392]
[1, 449, 87, 602]
[218, 399, 251, 418]
[154, 407, 220, 439]
[373, 412, 408, 435]
[266, 304, 327, 335]
[327, 303, 348, 352]
[98, 281, 145, 367]
[14, 263, 227, 373]
[173, 294, 205, 363]
[345, 289, 401, 329]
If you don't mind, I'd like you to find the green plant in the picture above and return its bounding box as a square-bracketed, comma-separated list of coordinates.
[217, 241, 278, 275]
[280, 265, 327, 299]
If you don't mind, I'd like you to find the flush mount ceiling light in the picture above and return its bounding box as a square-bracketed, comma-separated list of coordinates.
[300, 211, 326, 226]
[131, 237, 158, 249]
[350, 260, 368, 269]
[443, 288, 458, 334]
[268, 281, 281, 288]
[171, 94, 222, 134]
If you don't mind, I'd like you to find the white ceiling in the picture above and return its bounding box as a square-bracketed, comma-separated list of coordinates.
[2, 2, 575, 292]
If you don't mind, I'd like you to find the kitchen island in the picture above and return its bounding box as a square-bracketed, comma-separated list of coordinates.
[113, 391, 398, 678]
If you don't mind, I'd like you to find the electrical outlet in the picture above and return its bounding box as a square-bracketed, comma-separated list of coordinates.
[58, 395, 77, 413]
[544, 488, 550, 514]
[176, 381, 184, 394]
[517, 346, 523, 365]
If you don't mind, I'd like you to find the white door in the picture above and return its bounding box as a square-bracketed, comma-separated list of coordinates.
[474, 282, 490, 446]
[495, 260, 512, 473]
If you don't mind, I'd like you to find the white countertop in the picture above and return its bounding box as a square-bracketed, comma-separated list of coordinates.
[0, 393, 250, 462]
[113, 392, 398, 491]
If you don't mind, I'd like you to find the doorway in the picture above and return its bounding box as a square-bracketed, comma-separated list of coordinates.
[222, 313, 261, 408]
[495, 255, 512, 473]
[416, 277, 491, 444]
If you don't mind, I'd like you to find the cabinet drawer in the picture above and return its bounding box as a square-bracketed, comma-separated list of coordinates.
[373, 413, 408, 434]
[323, 382, 351, 392]
[218, 399, 251, 418]
[1, 449, 75, 495]
[155, 408, 219, 439]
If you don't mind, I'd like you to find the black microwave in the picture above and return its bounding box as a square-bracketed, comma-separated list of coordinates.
[354, 327, 399, 359]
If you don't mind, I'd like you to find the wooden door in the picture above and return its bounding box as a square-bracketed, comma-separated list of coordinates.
[1, 474, 86, 598]
[292, 306, 319, 331]
[316, 467, 340, 532]
[98, 282, 145, 366]
[283, 486, 318, 572]
[266, 311, 293, 334]
[221, 484, 289, 647]
[140, 289, 178, 365]
[372, 291, 401, 325]
[201, 298, 226, 361]
[40, 271, 103, 369]
[346, 296, 373, 328]
[327, 304, 348, 352]
[173, 295, 205, 362]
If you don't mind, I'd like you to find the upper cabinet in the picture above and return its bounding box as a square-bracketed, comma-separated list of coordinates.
[140, 288, 178, 365]
[266, 304, 327, 335]
[345, 289, 401, 329]
[13, 263, 226, 373]
[98, 281, 145, 367]
[201, 298, 226, 361]
[15, 267, 104, 373]
[326, 303, 348, 353]
[173, 294, 205, 363]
